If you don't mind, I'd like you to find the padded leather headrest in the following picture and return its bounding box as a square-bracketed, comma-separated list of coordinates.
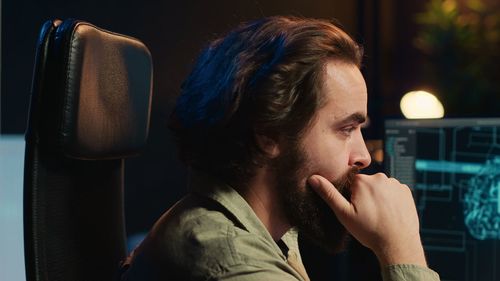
[37, 19, 153, 160]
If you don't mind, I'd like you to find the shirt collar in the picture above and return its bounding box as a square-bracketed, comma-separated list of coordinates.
[188, 170, 288, 259]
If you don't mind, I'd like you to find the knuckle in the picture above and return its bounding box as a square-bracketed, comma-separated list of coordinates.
[389, 177, 400, 184]
[402, 184, 412, 193]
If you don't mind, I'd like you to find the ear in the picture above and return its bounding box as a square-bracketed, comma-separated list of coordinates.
[255, 133, 280, 158]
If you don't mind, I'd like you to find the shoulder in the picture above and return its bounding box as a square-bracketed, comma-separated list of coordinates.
[124, 194, 290, 280]
[156, 194, 283, 266]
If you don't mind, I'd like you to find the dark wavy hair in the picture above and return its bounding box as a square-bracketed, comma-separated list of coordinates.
[169, 16, 363, 185]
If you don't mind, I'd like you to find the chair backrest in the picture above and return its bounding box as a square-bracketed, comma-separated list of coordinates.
[23, 19, 153, 281]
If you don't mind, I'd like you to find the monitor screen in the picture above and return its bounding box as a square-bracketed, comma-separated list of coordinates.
[384, 118, 500, 281]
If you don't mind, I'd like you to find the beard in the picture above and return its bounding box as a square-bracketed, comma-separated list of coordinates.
[272, 142, 359, 254]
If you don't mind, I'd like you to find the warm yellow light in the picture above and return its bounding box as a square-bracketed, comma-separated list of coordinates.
[400, 90, 444, 119]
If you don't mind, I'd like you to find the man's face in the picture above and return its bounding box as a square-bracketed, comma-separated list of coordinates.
[275, 61, 371, 253]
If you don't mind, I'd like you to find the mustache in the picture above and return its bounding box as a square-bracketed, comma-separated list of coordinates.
[332, 166, 360, 199]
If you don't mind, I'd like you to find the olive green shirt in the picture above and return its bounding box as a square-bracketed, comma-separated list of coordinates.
[121, 174, 440, 281]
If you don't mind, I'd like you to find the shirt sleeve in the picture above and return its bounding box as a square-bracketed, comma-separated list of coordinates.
[214, 264, 303, 281]
[381, 264, 440, 281]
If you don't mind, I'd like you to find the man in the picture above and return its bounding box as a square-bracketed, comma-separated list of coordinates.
[121, 16, 440, 280]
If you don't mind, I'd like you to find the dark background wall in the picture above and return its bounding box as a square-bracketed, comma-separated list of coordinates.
[1, 1, 424, 280]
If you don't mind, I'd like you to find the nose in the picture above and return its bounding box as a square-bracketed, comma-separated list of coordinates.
[349, 131, 371, 169]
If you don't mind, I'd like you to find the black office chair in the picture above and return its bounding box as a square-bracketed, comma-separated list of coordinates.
[23, 19, 153, 281]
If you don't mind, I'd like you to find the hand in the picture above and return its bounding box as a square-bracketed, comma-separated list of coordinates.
[308, 173, 427, 267]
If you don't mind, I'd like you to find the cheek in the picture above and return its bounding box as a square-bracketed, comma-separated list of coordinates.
[305, 142, 349, 180]
[301, 123, 351, 179]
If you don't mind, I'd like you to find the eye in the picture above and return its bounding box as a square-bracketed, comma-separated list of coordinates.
[341, 125, 357, 135]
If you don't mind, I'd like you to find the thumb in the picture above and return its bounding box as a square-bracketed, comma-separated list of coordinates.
[307, 175, 353, 221]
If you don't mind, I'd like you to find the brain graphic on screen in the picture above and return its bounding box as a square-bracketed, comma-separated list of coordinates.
[464, 157, 500, 240]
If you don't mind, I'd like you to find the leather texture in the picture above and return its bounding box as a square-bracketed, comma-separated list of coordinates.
[24, 19, 153, 281]
[33, 20, 153, 160]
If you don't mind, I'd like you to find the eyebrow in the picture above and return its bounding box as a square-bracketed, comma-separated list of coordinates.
[338, 113, 366, 125]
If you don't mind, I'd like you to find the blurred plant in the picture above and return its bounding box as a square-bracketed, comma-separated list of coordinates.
[414, 0, 500, 116]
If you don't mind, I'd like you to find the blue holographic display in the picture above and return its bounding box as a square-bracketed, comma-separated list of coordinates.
[385, 118, 500, 281]
[463, 157, 500, 240]
[415, 159, 484, 174]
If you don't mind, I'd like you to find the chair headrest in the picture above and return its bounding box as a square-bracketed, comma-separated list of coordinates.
[33, 19, 153, 160]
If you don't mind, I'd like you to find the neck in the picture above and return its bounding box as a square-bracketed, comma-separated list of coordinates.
[238, 166, 291, 241]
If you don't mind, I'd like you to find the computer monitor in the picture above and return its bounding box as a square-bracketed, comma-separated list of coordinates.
[384, 118, 500, 281]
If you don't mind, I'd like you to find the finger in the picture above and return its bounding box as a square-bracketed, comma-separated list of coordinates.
[307, 175, 353, 220]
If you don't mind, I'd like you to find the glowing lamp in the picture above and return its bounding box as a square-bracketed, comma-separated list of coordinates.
[400, 90, 444, 119]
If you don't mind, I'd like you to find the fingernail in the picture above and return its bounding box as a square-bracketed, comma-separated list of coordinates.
[307, 176, 320, 188]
